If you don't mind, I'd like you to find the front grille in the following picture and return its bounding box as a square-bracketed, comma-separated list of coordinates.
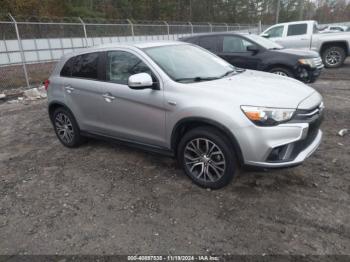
[289, 115, 322, 159]
[292, 102, 324, 122]
[266, 102, 324, 163]
[289, 102, 324, 159]
[312, 57, 324, 69]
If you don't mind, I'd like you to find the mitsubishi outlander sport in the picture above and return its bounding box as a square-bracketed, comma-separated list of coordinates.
[47, 41, 324, 189]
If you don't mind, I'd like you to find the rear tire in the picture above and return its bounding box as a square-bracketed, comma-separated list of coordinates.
[322, 46, 346, 68]
[52, 107, 84, 148]
[269, 67, 294, 78]
[177, 127, 238, 189]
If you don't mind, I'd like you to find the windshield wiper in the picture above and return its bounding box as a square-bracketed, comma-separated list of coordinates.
[220, 68, 245, 78]
[235, 68, 246, 72]
[176, 69, 246, 83]
[175, 76, 220, 83]
[220, 70, 236, 78]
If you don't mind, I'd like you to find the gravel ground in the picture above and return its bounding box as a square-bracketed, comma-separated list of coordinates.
[0, 64, 349, 256]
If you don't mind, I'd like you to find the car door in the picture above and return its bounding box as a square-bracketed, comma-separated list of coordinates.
[97, 50, 166, 147]
[284, 23, 310, 49]
[216, 35, 260, 70]
[61, 52, 106, 133]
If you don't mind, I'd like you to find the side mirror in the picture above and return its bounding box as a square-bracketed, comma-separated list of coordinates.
[128, 73, 154, 90]
[261, 33, 270, 38]
[247, 45, 259, 53]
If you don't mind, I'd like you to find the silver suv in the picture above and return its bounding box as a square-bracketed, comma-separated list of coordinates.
[47, 41, 324, 189]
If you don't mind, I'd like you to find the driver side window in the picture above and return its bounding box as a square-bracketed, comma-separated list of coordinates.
[107, 51, 153, 85]
[265, 25, 284, 38]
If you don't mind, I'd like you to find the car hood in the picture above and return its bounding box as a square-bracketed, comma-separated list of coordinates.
[191, 70, 319, 109]
[273, 48, 319, 58]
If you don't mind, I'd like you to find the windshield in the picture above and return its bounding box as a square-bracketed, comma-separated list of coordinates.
[245, 34, 283, 50]
[144, 44, 236, 83]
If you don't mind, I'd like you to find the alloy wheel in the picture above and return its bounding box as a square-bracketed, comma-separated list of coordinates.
[325, 50, 341, 66]
[184, 138, 226, 183]
[273, 71, 288, 76]
[55, 112, 74, 144]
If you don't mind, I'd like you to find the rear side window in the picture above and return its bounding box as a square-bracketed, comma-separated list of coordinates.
[287, 24, 307, 36]
[199, 36, 219, 52]
[71, 52, 100, 80]
[60, 57, 75, 77]
[330, 26, 344, 31]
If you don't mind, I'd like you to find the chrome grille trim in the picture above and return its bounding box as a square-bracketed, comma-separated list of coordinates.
[297, 108, 320, 117]
[312, 57, 324, 69]
[293, 102, 324, 121]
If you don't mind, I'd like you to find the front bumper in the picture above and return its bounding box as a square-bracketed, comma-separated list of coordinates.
[246, 129, 322, 168]
[296, 64, 324, 83]
[237, 103, 323, 168]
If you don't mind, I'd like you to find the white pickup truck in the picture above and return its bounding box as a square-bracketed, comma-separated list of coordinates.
[261, 20, 350, 68]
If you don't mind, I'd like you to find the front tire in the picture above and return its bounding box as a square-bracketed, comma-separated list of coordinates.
[177, 127, 238, 189]
[269, 67, 294, 78]
[322, 46, 346, 68]
[52, 107, 84, 148]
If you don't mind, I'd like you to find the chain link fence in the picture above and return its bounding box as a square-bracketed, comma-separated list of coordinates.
[0, 14, 262, 92]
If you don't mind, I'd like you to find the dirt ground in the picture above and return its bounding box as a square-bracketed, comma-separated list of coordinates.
[0, 62, 57, 92]
[0, 61, 349, 256]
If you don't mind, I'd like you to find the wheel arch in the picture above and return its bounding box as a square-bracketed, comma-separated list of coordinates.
[48, 101, 79, 128]
[170, 117, 244, 165]
[320, 41, 349, 56]
[264, 63, 295, 73]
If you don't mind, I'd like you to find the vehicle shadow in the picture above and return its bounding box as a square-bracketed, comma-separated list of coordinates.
[235, 168, 310, 190]
[320, 57, 350, 80]
[83, 137, 313, 193]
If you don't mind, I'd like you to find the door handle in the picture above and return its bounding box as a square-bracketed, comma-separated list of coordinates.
[102, 93, 115, 103]
[64, 85, 74, 94]
[168, 100, 177, 106]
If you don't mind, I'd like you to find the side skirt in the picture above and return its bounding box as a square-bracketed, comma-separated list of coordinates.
[80, 131, 175, 158]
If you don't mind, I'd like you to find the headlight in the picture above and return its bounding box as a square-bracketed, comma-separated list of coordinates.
[298, 58, 316, 68]
[241, 106, 295, 126]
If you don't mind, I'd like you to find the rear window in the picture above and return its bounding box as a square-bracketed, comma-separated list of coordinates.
[71, 52, 100, 80]
[287, 24, 307, 36]
[183, 37, 198, 44]
[199, 36, 219, 52]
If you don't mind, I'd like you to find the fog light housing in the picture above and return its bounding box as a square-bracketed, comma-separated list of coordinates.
[267, 145, 290, 162]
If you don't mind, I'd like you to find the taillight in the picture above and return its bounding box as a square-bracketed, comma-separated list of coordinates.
[44, 79, 50, 91]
